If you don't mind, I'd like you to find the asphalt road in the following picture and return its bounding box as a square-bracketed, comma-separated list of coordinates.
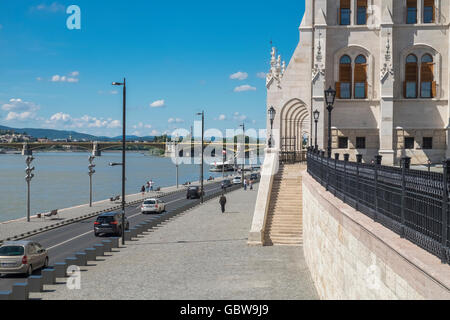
[0, 179, 243, 293]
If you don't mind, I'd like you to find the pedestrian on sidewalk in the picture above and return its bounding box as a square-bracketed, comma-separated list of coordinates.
[141, 185, 145, 195]
[243, 178, 247, 191]
[149, 179, 154, 191]
[219, 194, 227, 213]
[146, 181, 150, 193]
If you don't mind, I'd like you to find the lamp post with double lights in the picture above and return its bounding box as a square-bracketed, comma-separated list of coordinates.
[240, 123, 245, 186]
[88, 156, 96, 207]
[25, 156, 35, 222]
[268, 106, 276, 148]
[112, 78, 127, 245]
[313, 110, 320, 151]
[324, 86, 336, 158]
[196, 111, 205, 203]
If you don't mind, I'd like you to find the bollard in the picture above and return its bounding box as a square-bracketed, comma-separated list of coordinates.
[110, 237, 120, 249]
[94, 244, 105, 256]
[0, 291, 11, 300]
[74, 252, 87, 266]
[124, 230, 132, 241]
[27, 275, 43, 292]
[54, 262, 67, 278]
[65, 256, 79, 267]
[41, 268, 56, 285]
[101, 240, 112, 253]
[85, 248, 97, 261]
[12, 283, 29, 300]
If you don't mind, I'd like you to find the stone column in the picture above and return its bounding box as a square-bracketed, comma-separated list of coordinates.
[379, 1, 395, 165]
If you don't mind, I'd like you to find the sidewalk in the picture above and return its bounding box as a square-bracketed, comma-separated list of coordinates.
[31, 184, 318, 300]
[0, 177, 226, 243]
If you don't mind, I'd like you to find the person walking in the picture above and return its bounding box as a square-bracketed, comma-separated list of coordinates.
[145, 181, 150, 193]
[243, 178, 248, 191]
[141, 185, 145, 195]
[219, 194, 227, 213]
[149, 179, 154, 191]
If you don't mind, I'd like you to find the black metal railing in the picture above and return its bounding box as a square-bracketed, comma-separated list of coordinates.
[306, 148, 450, 264]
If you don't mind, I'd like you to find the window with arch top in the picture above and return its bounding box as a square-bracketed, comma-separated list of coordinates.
[420, 54, 435, 98]
[354, 55, 367, 99]
[337, 55, 352, 99]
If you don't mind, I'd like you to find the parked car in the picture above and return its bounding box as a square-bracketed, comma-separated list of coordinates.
[186, 186, 204, 199]
[232, 176, 242, 184]
[0, 241, 48, 277]
[94, 212, 129, 237]
[250, 173, 259, 181]
[141, 198, 166, 214]
[221, 179, 232, 189]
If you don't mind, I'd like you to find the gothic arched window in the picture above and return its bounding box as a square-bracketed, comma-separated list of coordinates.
[420, 54, 435, 98]
[354, 55, 367, 99]
[338, 55, 352, 99]
[404, 54, 418, 98]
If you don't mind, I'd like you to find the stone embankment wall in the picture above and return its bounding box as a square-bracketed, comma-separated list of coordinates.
[302, 172, 450, 300]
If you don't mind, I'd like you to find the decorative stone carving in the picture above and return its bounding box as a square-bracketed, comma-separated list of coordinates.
[381, 34, 393, 82]
[266, 47, 284, 88]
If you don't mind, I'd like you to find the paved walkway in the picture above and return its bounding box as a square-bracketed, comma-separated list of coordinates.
[31, 184, 318, 300]
[0, 177, 226, 243]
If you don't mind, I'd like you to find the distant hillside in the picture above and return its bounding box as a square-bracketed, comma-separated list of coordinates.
[0, 125, 156, 141]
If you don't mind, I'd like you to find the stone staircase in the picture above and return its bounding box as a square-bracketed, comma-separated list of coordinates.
[264, 163, 304, 246]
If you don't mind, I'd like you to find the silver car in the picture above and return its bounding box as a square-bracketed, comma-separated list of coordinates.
[0, 241, 49, 276]
[141, 198, 166, 214]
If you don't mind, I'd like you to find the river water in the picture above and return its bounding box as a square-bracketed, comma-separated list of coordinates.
[0, 152, 259, 223]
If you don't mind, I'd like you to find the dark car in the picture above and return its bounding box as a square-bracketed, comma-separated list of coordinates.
[94, 212, 129, 237]
[221, 179, 232, 189]
[186, 186, 204, 199]
[250, 173, 259, 181]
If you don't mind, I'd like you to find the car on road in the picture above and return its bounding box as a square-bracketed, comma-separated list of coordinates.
[221, 179, 232, 189]
[141, 198, 166, 214]
[250, 173, 259, 181]
[94, 212, 129, 237]
[0, 241, 48, 277]
[232, 176, 242, 184]
[186, 186, 204, 199]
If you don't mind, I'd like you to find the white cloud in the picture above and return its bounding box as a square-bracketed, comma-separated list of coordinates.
[33, 2, 65, 13]
[2, 98, 40, 121]
[46, 113, 121, 129]
[218, 114, 226, 121]
[168, 117, 184, 124]
[150, 129, 161, 136]
[256, 72, 266, 79]
[50, 112, 72, 123]
[150, 99, 165, 108]
[234, 85, 256, 92]
[133, 122, 152, 129]
[233, 112, 248, 122]
[51, 71, 79, 83]
[230, 71, 248, 81]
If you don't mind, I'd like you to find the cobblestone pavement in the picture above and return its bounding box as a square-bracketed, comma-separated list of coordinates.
[31, 184, 319, 300]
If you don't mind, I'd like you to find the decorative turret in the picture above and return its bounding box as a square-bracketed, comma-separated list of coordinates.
[266, 47, 285, 88]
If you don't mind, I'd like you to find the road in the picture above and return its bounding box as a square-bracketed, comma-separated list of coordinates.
[0, 179, 242, 293]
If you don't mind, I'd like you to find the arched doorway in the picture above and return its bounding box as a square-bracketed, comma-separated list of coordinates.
[280, 99, 310, 163]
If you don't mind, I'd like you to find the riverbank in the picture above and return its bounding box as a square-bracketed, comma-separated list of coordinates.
[0, 177, 228, 244]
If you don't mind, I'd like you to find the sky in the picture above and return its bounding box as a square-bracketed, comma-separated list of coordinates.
[0, 0, 305, 137]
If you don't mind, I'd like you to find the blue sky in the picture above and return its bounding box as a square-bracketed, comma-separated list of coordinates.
[0, 0, 305, 137]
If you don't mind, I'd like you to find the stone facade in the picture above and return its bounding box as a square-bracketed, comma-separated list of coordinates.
[302, 172, 450, 299]
[267, 0, 450, 165]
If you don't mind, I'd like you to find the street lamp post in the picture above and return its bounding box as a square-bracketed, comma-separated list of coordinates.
[313, 110, 320, 151]
[240, 123, 245, 187]
[268, 106, 276, 148]
[88, 156, 96, 207]
[25, 156, 35, 222]
[196, 111, 205, 203]
[112, 78, 127, 245]
[324, 86, 336, 158]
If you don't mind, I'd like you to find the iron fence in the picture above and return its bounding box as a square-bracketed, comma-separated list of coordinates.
[306, 148, 450, 264]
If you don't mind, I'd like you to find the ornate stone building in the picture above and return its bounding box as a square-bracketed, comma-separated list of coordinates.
[267, 0, 450, 165]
